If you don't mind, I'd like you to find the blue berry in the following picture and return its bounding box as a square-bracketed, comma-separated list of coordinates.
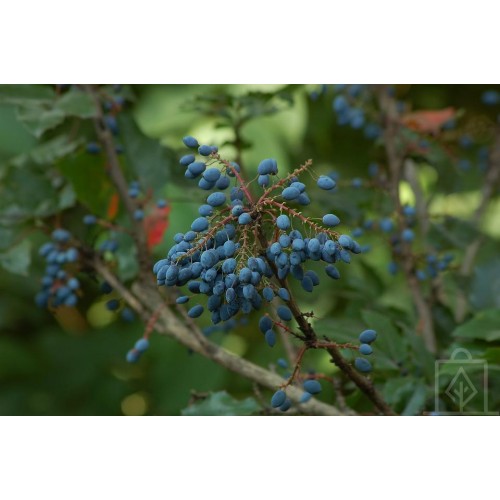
[238, 213, 252, 225]
[282, 187, 300, 200]
[207, 192, 226, 207]
[180, 154, 195, 166]
[359, 343, 373, 355]
[359, 329, 377, 343]
[65, 248, 79, 262]
[482, 90, 499, 106]
[271, 389, 287, 408]
[86, 142, 101, 154]
[52, 229, 71, 243]
[64, 294, 77, 306]
[276, 214, 291, 230]
[83, 214, 97, 225]
[333, 95, 348, 112]
[101, 281, 113, 294]
[278, 288, 290, 301]
[354, 357, 372, 373]
[105, 115, 119, 135]
[258, 158, 278, 175]
[183, 136, 199, 148]
[290, 181, 305, 193]
[259, 315, 273, 334]
[176, 296, 189, 304]
[323, 214, 340, 226]
[305, 270, 319, 286]
[198, 145, 213, 156]
[258, 175, 270, 187]
[388, 261, 398, 275]
[135, 338, 150, 352]
[191, 217, 209, 232]
[317, 175, 335, 190]
[299, 392, 312, 403]
[279, 398, 292, 412]
[277, 358, 288, 369]
[67, 278, 80, 290]
[265, 329, 276, 347]
[216, 176, 230, 190]
[307, 238, 320, 253]
[403, 205, 416, 217]
[401, 228, 414, 242]
[303, 379, 322, 394]
[121, 308, 135, 322]
[416, 269, 427, 281]
[379, 218, 394, 232]
[297, 193, 311, 205]
[128, 187, 140, 198]
[188, 162, 206, 177]
[223, 240, 236, 257]
[106, 299, 120, 311]
[203, 168, 221, 183]
[277, 305, 292, 322]
[188, 305, 204, 318]
[126, 350, 141, 363]
[263, 287, 275, 302]
[338, 235, 353, 249]
[301, 276, 313, 292]
[134, 209, 144, 221]
[198, 204, 214, 217]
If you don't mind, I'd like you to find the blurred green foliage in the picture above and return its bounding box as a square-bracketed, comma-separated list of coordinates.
[1, 84, 499, 415]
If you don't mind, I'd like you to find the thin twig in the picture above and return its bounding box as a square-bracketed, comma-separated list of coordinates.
[84, 85, 151, 280]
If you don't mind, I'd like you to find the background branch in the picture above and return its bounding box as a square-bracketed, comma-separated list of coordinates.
[378, 88, 437, 354]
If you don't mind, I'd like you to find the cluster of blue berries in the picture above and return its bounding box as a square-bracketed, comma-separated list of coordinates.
[270, 379, 322, 412]
[331, 85, 382, 140]
[35, 229, 80, 308]
[354, 329, 377, 373]
[415, 253, 454, 281]
[269, 328, 377, 411]
[152, 136, 364, 336]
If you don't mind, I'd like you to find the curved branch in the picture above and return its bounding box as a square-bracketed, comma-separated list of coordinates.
[92, 257, 347, 416]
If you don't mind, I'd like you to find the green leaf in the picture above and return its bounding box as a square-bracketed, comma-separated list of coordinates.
[0, 227, 15, 250]
[56, 90, 96, 119]
[117, 111, 174, 195]
[0, 337, 40, 379]
[181, 391, 260, 416]
[0, 84, 55, 102]
[0, 166, 62, 222]
[402, 383, 428, 416]
[452, 309, 500, 342]
[361, 310, 408, 369]
[382, 377, 428, 415]
[10, 134, 84, 167]
[16, 104, 65, 138]
[57, 152, 115, 216]
[0, 239, 31, 276]
[469, 260, 500, 311]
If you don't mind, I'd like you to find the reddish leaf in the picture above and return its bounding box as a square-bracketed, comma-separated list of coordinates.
[144, 206, 171, 249]
[107, 193, 120, 220]
[402, 107, 455, 134]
